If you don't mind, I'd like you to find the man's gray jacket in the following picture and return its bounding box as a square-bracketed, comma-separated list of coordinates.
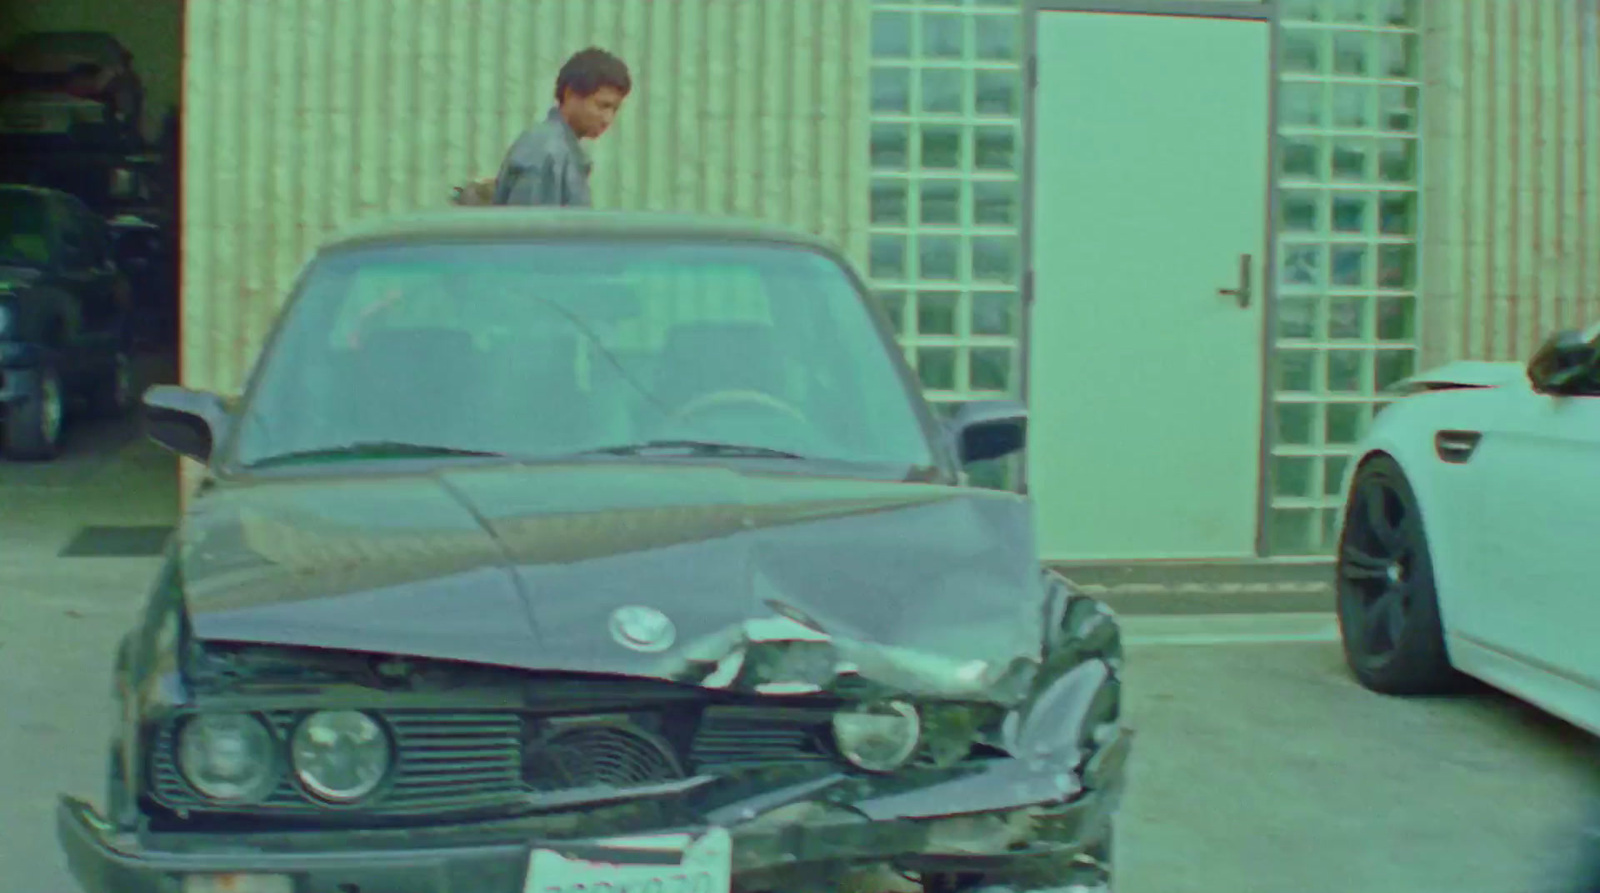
[492, 107, 593, 207]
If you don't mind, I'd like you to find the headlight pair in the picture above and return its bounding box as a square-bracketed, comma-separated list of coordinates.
[177, 710, 391, 804]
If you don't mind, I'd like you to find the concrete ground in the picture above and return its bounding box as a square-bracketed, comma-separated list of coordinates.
[1, 377, 1595, 892]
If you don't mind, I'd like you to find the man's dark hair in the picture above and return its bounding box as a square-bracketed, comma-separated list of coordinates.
[554, 47, 632, 102]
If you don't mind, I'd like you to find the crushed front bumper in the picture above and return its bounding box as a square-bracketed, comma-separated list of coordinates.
[59, 725, 1131, 893]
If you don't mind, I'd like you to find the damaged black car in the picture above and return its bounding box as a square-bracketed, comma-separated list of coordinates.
[57, 210, 1132, 893]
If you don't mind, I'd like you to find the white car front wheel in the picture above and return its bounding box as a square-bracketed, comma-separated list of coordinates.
[1334, 455, 1459, 695]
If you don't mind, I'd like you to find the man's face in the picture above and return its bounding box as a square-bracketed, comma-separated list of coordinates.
[561, 85, 627, 139]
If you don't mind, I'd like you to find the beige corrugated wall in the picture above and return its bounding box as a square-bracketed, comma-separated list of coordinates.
[1420, 0, 1600, 366]
[181, 0, 870, 396]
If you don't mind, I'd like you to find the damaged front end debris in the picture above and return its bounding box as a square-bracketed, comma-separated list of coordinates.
[60, 573, 1129, 893]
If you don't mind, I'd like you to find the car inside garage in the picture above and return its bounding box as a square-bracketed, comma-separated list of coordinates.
[0, 0, 182, 549]
[1, 0, 182, 348]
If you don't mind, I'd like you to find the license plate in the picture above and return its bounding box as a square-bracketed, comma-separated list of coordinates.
[523, 828, 732, 893]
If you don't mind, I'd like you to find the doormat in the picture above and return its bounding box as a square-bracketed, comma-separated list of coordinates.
[59, 525, 174, 558]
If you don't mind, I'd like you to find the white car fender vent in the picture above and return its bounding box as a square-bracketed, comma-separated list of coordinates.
[1434, 430, 1483, 465]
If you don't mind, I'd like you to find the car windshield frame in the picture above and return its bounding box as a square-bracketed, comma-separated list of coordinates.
[213, 233, 954, 479]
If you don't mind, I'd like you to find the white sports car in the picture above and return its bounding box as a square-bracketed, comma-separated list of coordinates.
[1334, 321, 1600, 737]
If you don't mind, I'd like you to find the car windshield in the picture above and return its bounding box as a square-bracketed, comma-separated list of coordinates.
[231, 239, 936, 472]
[0, 191, 51, 266]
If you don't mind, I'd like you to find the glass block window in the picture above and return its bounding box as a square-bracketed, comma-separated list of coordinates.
[1270, 0, 1423, 554]
[871, 0, 1025, 490]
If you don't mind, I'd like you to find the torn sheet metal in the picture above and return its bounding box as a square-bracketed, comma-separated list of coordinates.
[654, 608, 1040, 707]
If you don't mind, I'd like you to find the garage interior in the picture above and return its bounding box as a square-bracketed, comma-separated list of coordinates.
[2, 0, 184, 344]
[0, 0, 183, 552]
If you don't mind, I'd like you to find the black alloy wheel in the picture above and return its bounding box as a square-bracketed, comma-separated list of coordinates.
[1335, 455, 1458, 695]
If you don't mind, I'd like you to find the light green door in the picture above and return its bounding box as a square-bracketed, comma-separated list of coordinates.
[1028, 10, 1271, 562]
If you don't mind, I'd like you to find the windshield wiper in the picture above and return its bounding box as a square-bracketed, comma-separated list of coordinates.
[245, 442, 507, 469]
[577, 440, 805, 459]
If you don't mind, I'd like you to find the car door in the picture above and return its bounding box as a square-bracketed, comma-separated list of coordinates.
[1460, 324, 1600, 712]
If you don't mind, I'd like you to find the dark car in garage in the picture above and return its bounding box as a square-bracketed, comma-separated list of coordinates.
[56, 209, 1131, 893]
[0, 184, 135, 459]
[0, 30, 144, 151]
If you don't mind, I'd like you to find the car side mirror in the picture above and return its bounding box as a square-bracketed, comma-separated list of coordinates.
[948, 399, 1027, 465]
[1526, 328, 1596, 395]
[142, 385, 229, 462]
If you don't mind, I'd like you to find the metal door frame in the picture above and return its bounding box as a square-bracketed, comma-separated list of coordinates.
[1020, 0, 1283, 558]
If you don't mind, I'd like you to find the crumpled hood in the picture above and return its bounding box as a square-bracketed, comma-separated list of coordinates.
[179, 463, 1048, 704]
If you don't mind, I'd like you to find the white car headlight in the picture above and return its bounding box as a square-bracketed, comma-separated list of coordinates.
[177, 713, 278, 802]
[832, 700, 922, 773]
[291, 710, 391, 803]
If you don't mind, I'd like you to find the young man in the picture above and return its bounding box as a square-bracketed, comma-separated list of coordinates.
[491, 47, 631, 207]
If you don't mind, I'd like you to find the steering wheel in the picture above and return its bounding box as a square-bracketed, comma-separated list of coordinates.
[667, 389, 811, 428]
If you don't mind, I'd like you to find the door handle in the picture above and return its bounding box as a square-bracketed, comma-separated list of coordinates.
[1217, 253, 1252, 308]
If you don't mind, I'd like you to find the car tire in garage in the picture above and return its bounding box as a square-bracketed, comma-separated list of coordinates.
[3, 366, 67, 461]
[90, 350, 137, 418]
[1335, 455, 1460, 695]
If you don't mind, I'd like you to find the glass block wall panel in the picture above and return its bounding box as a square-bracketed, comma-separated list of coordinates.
[871, 0, 1026, 490]
[1270, 0, 1423, 555]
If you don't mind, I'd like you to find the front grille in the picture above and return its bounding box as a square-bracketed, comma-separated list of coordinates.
[151, 710, 525, 816]
[149, 704, 829, 817]
[691, 706, 834, 771]
[524, 722, 683, 791]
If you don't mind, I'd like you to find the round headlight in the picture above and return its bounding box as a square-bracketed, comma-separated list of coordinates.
[832, 701, 922, 773]
[177, 713, 278, 802]
[291, 711, 392, 803]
